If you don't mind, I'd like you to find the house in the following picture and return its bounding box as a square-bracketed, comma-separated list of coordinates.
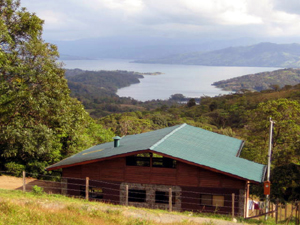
[46, 123, 266, 217]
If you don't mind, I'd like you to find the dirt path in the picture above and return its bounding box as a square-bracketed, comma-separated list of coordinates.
[0, 175, 61, 194]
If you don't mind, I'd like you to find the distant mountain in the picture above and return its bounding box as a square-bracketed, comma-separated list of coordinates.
[52, 37, 257, 60]
[212, 68, 300, 92]
[59, 54, 94, 60]
[134, 42, 300, 68]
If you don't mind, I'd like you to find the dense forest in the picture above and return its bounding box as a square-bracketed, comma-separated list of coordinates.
[0, 0, 114, 177]
[65, 69, 191, 117]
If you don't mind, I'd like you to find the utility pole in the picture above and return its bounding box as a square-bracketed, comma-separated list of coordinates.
[265, 118, 274, 220]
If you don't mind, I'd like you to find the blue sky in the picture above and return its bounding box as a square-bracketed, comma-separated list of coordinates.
[21, 0, 300, 42]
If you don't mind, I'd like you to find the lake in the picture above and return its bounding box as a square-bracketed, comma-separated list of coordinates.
[62, 59, 279, 101]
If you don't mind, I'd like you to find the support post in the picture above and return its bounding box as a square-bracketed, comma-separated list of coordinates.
[232, 193, 235, 218]
[85, 177, 89, 201]
[169, 188, 172, 212]
[265, 118, 274, 220]
[125, 185, 128, 206]
[245, 181, 250, 218]
[22, 171, 26, 192]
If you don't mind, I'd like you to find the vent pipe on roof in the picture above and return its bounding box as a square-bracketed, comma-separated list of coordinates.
[113, 136, 121, 148]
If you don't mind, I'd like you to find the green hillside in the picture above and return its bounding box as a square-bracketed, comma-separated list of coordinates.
[212, 68, 300, 91]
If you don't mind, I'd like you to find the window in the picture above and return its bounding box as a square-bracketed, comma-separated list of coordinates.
[90, 187, 103, 199]
[80, 186, 85, 197]
[155, 191, 175, 204]
[213, 195, 224, 207]
[200, 194, 212, 206]
[200, 195, 224, 207]
[126, 153, 176, 168]
[128, 189, 146, 202]
[126, 153, 150, 167]
[152, 156, 176, 168]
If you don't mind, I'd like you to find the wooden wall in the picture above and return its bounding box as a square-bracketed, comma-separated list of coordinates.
[62, 157, 246, 215]
[62, 157, 245, 189]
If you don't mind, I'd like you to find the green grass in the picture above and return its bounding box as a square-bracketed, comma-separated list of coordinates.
[0, 189, 154, 225]
[0, 189, 280, 225]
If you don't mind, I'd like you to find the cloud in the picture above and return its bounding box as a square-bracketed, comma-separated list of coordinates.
[21, 0, 300, 41]
[273, 0, 300, 15]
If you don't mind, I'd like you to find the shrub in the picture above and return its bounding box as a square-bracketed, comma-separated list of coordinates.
[32, 185, 44, 195]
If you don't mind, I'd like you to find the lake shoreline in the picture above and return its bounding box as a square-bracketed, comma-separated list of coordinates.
[62, 59, 278, 101]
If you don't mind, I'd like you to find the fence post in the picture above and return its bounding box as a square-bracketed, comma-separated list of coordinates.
[125, 185, 128, 206]
[61, 178, 67, 195]
[296, 202, 299, 225]
[85, 177, 89, 201]
[232, 193, 235, 218]
[285, 203, 287, 220]
[271, 203, 273, 218]
[279, 204, 282, 221]
[275, 199, 279, 224]
[169, 188, 172, 212]
[22, 171, 26, 192]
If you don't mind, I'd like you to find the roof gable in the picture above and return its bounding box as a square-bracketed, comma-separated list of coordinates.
[47, 124, 265, 183]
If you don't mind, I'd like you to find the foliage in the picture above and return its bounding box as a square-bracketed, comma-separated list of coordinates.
[0, 0, 115, 174]
[213, 68, 300, 92]
[187, 98, 196, 107]
[241, 99, 300, 166]
[4, 162, 25, 177]
[270, 163, 300, 202]
[65, 69, 181, 117]
[32, 185, 44, 195]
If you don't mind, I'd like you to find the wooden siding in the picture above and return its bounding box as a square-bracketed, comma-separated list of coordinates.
[62, 157, 245, 189]
[181, 186, 241, 215]
[62, 157, 246, 215]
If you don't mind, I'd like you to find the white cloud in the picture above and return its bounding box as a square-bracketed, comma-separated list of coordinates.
[20, 0, 300, 41]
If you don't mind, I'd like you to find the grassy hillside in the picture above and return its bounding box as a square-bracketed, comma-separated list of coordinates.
[135, 42, 300, 68]
[0, 188, 263, 225]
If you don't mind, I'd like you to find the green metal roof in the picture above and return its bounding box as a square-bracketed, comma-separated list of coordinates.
[47, 123, 266, 183]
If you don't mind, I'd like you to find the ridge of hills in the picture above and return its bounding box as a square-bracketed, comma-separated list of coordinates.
[212, 68, 300, 92]
[134, 42, 300, 68]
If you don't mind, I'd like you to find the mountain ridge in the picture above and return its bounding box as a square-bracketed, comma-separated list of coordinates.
[134, 42, 300, 68]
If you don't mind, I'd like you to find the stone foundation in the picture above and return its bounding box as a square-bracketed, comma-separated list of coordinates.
[120, 182, 181, 211]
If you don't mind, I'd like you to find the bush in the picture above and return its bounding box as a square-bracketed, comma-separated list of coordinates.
[32, 185, 44, 195]
[4, 162, 25, 177]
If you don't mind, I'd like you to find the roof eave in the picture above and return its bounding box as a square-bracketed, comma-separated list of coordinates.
[47, 149, 263, 183]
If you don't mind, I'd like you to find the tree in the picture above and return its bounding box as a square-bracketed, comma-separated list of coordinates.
[271, 163, 300, 202]
[187, 98, 196, 107]
[241, 99, 300, 167]
[0, 0, 114, 175]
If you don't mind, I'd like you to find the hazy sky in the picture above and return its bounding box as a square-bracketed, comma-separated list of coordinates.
[21, 0, 300, 42]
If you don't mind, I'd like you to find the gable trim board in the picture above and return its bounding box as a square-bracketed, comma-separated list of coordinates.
[46, 124, 266, 183]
